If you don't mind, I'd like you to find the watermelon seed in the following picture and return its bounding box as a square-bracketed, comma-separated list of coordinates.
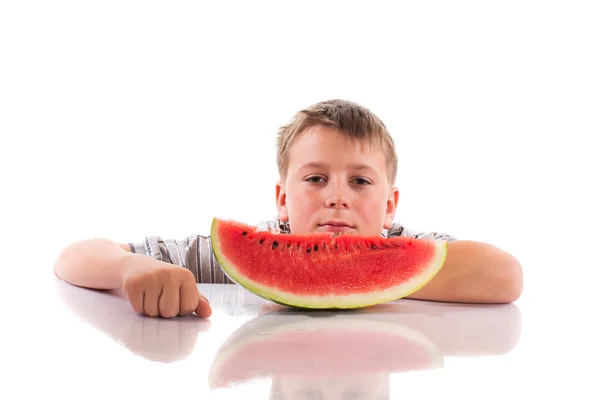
[287, 242, 291, 248]
[259, 238, 265, 244]
[371, 244, 377, 250]
[272, 241, 279, 250]
[242, 231, 247, 236]
[306, 247, 312, 254]
[314, 245, 319, 252]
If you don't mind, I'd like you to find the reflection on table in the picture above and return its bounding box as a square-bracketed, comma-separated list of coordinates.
[209, 298, 521, 399]
[56, 281, 521, 399]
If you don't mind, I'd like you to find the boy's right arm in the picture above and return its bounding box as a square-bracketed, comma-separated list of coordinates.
[53, 239, 212, 318]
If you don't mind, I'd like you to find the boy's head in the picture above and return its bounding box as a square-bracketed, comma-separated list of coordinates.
[275, 99, 399, 237]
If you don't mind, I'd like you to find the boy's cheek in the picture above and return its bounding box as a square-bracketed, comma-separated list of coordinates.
[289, 192, 316, 211]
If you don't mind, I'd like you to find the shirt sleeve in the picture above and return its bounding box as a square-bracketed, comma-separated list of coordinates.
[128, 234, 233, 284]
[385, 222, 458, 241]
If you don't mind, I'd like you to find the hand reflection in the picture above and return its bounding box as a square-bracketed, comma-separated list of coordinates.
[55, 281, 211, 363]
[210, 300, 521, 399]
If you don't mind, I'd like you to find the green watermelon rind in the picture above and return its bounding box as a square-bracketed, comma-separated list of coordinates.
[210, 217, 448, 309]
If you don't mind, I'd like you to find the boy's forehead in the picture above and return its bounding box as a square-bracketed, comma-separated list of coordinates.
[288, 126, 387, 170]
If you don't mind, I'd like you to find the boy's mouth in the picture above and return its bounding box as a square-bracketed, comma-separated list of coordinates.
[318, 221, 355, 233]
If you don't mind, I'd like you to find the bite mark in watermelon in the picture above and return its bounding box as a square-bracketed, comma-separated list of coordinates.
[210, 218, 447, 309]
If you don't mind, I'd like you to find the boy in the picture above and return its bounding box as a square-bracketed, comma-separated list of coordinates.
[54, 100, 523, 319]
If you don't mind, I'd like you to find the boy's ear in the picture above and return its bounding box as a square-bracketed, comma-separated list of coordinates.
[383, 186, 399, 229]
[275, 181, 289, 222]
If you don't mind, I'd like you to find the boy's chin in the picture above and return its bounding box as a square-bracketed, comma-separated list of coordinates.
[313, 226, 360, 236]
[288, 225, 364, 236]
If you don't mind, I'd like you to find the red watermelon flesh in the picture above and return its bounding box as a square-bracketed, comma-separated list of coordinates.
[209, 315, 443, 389]
[210, 218, 448, 309]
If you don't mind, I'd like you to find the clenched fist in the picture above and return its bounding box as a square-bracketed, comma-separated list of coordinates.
[122, 261, 212, 319]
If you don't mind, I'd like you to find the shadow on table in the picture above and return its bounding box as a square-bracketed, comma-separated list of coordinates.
[209, 299, 521, 399]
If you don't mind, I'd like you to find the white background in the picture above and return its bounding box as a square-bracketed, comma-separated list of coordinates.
[1, 2, 599, 301]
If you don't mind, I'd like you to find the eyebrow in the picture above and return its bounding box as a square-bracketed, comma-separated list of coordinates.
[298, 162, 376, 172]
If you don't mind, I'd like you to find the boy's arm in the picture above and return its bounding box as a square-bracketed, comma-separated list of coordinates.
[53, 238, 138, 289]
[53, 238, 212, 318]
[406, 240, 523, 303]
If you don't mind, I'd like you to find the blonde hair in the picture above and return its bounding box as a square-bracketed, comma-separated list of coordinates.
[276, 99, 398, 185]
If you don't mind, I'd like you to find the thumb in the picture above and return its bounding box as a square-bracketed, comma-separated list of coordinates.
[195, 295, 212, 319]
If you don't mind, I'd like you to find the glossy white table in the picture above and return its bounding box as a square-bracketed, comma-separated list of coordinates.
[4, 278, 598, 400]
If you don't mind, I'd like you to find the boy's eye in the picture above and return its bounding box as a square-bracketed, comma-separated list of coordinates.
[353, 178, 371, 186]
[306, 176, 325, 183]
[305, 176, 371, 185]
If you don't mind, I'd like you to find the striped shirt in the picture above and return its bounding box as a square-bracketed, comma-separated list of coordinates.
[128, 219, 457, 284]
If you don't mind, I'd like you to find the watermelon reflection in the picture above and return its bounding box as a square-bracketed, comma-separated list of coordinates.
[209, 314, 442, 387]
[209, 301, 521, 398]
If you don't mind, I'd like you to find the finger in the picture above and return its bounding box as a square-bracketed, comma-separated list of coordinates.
[195, 295, 212, 319]
[179, 277, 201, 316]
[126, 287, 144, 314]
[143, 285, 161, 317]
[158, 281, 180, 318]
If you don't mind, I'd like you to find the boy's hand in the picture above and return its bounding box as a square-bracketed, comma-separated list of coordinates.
[122, 261, 212, 319]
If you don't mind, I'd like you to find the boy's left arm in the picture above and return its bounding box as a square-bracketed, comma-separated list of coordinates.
[406, 240, 523, 303]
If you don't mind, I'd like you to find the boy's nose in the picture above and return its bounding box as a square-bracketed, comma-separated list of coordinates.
[326, 197, 349, 209]
[325, 184, 350, 209]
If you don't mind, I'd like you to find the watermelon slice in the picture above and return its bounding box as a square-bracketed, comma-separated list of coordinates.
[210, 217, 447, 309]
[209, 313, 443, 389]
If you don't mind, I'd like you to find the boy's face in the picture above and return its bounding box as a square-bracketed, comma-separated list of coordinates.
[276, 125, 399, 237]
